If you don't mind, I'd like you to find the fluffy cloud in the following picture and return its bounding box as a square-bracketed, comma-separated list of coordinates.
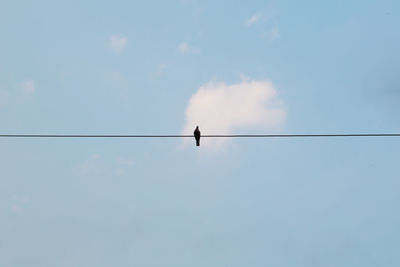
[246, 14, 261, 26]
[182, 79, 286, 146]
[110, 34, 128, 53]
[20, 80, 35, 95]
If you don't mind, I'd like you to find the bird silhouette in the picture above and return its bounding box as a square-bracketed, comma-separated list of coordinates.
[194, 126, 200, 147]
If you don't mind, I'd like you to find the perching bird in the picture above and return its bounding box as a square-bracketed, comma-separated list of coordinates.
[194, 126, 201, 146]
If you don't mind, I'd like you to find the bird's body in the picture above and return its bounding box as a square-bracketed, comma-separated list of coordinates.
[194, 126, 201, 146]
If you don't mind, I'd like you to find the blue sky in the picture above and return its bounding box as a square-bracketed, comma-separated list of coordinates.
[1, 0, 400, 266]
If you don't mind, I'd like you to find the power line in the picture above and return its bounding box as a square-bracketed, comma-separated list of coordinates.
[0, 133, 399, 138]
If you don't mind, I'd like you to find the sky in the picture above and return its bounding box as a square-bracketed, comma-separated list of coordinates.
[1, 0, 400, 266]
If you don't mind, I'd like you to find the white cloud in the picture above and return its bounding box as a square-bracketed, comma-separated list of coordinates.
[157, 63, 167, 72]
[154, 63, 168, 76]
[182, 79, 286, 147]
[246, 14, 261, 26]
[157, 63, 168, 71]
[20, 80, 35, 95]
[149, 63, 168, 79]
[178, 42, 200, 54]
[115, 157, 134, 176]
[79, 154, 103, 176]
[263, 25, 280, 42]
[246, 11, 280, 43]
[178, 42, 190, 54]
[116, 157, 135, 167]
[110, 34, 128, 53]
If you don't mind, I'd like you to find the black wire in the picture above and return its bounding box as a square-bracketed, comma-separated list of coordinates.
[0, 134, 399, 138]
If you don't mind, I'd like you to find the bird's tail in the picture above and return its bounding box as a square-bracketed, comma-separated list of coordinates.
[196, 140, 200, 146]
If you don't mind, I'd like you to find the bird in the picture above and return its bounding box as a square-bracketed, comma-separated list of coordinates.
[194, 126, 201, 147]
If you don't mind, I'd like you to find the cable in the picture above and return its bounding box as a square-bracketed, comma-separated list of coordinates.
[0, 133, 399, 138]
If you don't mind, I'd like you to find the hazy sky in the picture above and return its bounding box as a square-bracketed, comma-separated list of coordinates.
[1, 0, 400, 266]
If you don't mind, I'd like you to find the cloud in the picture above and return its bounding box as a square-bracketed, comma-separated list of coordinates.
[182, 79, 286, 146]
[79, 154, 103, 176]
[246, 14, 261, 26]
[246, 11, 280, 43]
[0, 80, 35, 107]
[116, 157, 135, 167]
[110, 34, 128, 53]
[157, 63, 167, 72]
[20, 80, 35, 95]
[178, 42, 190, 54]
[154, 63, 168, 76]
[149, 63, 168, 79]
[180, 0, 204, 16]
[263, 25, 280, 42]
[79, 154, 135, 177]
[178, 42, 200, 54]
[115, 157, 135, 176]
